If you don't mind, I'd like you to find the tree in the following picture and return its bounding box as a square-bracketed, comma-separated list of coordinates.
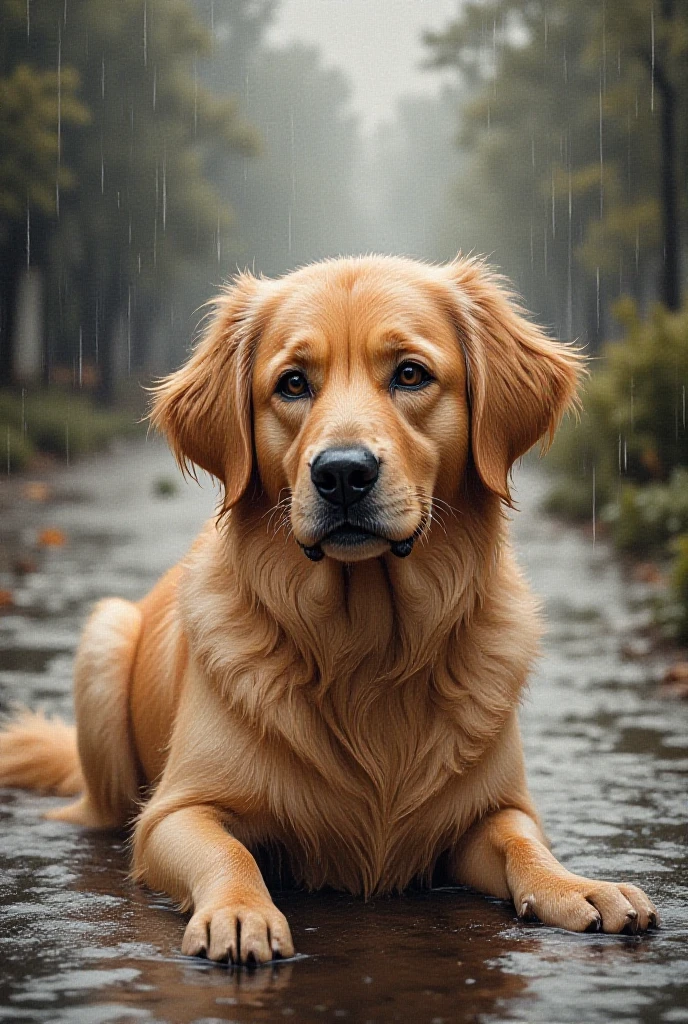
[1, 0, 257, 399]
[424, 0, 687, 344]
[198, 21, 365, 277]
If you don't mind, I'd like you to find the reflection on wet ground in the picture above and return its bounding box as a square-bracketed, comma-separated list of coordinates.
[0, 440, 686, 1024]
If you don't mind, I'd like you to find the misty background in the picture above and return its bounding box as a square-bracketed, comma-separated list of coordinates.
[0, 0, 685, 406]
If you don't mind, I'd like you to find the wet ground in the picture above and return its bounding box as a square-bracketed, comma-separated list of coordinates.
[0, 439, 686, 1024]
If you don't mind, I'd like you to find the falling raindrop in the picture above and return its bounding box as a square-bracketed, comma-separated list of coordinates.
[216, 209, 221, 264]
[596, 267, 600, 329]
[78, 327, 83, 386]
[26, 200, 30, 267]
[288, 207, 293, 254]
[101, 56, 105, 99]
[63, 0, 67, 25]
[601, 0, 607, 91]
[598, 72, 604, 217]
[618, 434, 622, 474]
[127, 287, 132, 374]
[143, 2, 148, 67]
[57, 22, 62, 216]
[567, 168, 572, 337]
[100, 133, 104, 193]
[592, 466, 596, 547]
[650, 4, 655, 113]
[290, 109, 296, 204]
[630, 376, 635, 429]
[194, 54, 198, 134]
[551, 168, 555, 239]
[6, 428, 10, 476]
[530, 219, 534, 268]
[153, 66, 157, 110]
[162, 154, 167, 231]
[21, 389, 26, 436]
[65, 423, 70, 466]
[26, 0, 29, 38]
[95, 298, 99, 364]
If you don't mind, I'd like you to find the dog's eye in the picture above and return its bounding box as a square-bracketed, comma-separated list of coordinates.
[392, 361, 431, 391]
[277, 371, 310, 400]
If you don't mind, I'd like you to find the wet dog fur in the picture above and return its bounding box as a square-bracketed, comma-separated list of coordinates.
[0, 255, 658, 963]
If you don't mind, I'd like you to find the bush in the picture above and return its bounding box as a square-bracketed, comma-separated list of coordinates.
[0, 425, 35, 472]
[0, 388, 140, 463]
[545, 299, 688, 642]
[601, 471, 688, 553]
[547, 300, 688, 501]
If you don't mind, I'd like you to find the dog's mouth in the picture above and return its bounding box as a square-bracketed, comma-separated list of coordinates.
[298, 522, 419, 563]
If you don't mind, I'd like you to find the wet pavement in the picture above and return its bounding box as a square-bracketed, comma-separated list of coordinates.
[0, 439, 686, 1024]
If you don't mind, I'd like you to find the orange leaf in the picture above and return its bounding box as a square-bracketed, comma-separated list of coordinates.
[38, 528, 67, 548]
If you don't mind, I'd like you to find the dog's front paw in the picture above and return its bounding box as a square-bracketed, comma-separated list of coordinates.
[516, 876, 659, 934]
[182, 897, 294, 964]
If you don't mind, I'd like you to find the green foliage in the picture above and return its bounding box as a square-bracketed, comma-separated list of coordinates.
[0, 389, 139, 461]
[602, 471, 688, 552]
[0, 0, 260, 395]
[1, 425, 35, 472]
[0, 64, 88, 221]
[550, 301, 688, 495]
[546, 300, 688, 638]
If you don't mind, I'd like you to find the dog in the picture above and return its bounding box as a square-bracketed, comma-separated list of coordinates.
[0, 255, 658, 964]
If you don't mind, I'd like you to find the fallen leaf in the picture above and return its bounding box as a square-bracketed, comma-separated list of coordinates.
[38, 528, 67, 548]
[13, 557, 38, 575]
[22, 482, 52, 502]
[0, 589, 14, 608]
[663, 662, 688, 684]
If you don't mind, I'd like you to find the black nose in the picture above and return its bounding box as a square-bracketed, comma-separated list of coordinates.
[311, 447, 379, 507]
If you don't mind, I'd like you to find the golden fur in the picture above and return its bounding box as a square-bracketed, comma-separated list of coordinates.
[0, 255, 658, 963]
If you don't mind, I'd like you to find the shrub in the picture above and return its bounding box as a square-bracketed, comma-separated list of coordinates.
[601, 471, 688, 553]
[0, 388, 140, 463]
[0, 425, 35, 472]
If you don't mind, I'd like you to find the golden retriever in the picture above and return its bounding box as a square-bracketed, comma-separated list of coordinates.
[0, 255, 658, 964]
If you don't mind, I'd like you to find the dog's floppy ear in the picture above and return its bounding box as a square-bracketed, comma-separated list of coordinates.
[442, 257, 584, 504]
[150, 271, 263, 509]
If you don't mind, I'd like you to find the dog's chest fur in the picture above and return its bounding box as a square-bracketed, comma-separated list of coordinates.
[230, 680, 480, 896]
[180, 522, 540, 896]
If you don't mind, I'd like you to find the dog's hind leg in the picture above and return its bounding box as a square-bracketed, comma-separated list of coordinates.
[47, 597, 143, 828]
[0, 597, 144, 829]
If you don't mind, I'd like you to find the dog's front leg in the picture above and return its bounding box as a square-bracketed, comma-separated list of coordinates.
[133, 803, 294, 964]
[450, 807, 658, 933]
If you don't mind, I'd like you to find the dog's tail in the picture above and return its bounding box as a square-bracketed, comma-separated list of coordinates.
[0, 709, 83, 796]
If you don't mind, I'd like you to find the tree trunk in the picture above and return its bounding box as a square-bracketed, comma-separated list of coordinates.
[0, 225, 26, 387]
[658, 0, 681, 311]
[658, 75, 680, 310]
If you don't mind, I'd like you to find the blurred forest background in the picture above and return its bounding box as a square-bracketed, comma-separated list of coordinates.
[1, 0, 688, 627]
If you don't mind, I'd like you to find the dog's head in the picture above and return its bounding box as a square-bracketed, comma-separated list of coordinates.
[152, 256, 582, 563]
